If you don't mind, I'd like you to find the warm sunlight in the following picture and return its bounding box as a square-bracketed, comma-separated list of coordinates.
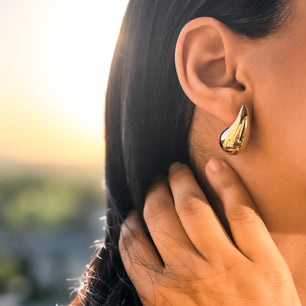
[0, 0, 128, 166]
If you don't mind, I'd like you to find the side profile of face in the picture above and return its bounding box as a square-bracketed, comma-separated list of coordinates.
[175, 0, 306, 235]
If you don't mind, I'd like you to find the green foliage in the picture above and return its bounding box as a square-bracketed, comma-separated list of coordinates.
[0, 257, 20, 288]
[4, 185, 78, 229]
[0, 169, 107, 304]
[0, 173, 105, 231]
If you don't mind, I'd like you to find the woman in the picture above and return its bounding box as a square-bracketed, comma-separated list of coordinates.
[70, 0, 306, 304]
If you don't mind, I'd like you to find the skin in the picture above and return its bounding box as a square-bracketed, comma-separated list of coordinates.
[69, 0, 306, 304]
[180, 0, 306, 302]
[119, 0, 306, 304]
[119, 161, 301, 305]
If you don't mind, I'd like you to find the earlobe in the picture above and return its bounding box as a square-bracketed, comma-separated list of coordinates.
[175, 17, 247, 125]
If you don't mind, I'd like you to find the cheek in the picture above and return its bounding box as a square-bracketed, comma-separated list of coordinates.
[249, 41, 306, 173]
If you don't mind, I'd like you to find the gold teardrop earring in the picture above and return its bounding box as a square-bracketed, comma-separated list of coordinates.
[219, 104, 250, 155]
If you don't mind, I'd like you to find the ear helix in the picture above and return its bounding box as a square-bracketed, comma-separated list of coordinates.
[219, 104, 250, 155]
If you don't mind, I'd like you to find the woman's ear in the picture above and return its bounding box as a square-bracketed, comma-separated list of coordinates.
[175, 17, 250, 125]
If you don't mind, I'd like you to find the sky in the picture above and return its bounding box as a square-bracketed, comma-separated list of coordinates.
[0, 0, 128, 167]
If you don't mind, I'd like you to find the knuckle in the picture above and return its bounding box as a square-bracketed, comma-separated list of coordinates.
[227, 205, 257, 223]
[263, 265, 288, 289]
[143, 198, 167, 221]
[219, 175, 237, 190]
[119, 220, 132, 245]
[119, 223, 130, 254]
[177, 195, 203, 217]
[119, 215, 140, 249]
[168, 163, 191, 180]
[119, 227, 142, 260]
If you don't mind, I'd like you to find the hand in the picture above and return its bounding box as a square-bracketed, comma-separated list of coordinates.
[119, 158, 301, 306]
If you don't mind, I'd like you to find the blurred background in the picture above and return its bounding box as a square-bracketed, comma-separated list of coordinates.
[0, 1, 128, 305]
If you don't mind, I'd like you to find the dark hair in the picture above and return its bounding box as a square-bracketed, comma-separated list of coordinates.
[71, 0, 294, 305]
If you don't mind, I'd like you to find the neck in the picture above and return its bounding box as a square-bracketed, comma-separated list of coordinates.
[190, 109, 306, 302]
[191, 148, 306, 302]
[230, 150, 306, 235]
[190, 108, 306, 235]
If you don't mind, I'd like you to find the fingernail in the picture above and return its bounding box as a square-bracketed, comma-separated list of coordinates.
[169, 162, 183, 175]
[207, 158, 223, 173]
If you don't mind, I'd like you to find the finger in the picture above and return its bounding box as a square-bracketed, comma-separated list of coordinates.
[205, 157, 280, 261]
[168, 162, 241, 262]
[144, 178, 201, 267]
[119, 210, 163, 291]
